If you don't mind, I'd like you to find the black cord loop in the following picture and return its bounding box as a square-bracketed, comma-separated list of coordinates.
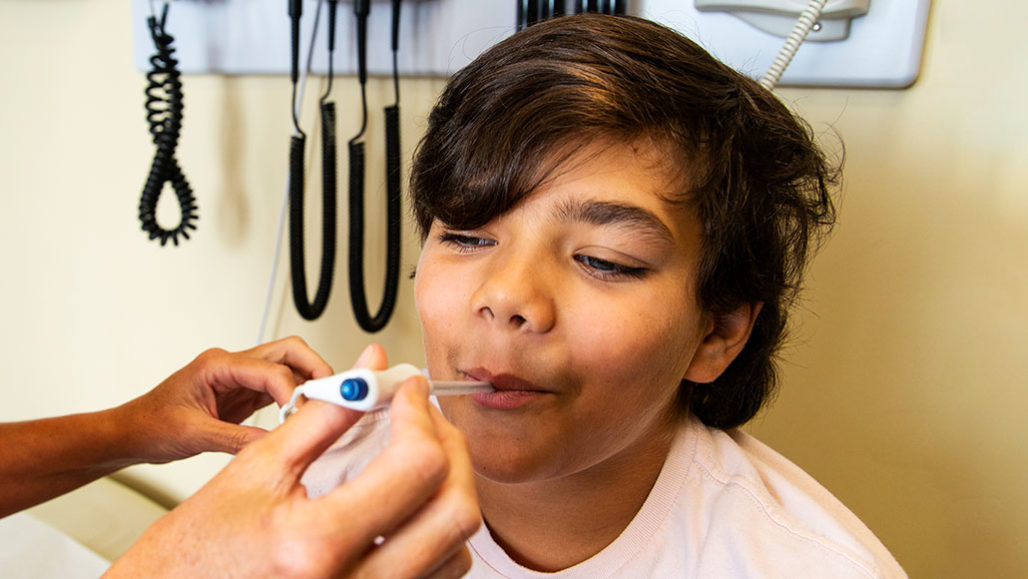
[347, 0, 402, 333]
[289, 130, 337, 320]
[288, 0, 338, 321]
[139, 5, 198, 246]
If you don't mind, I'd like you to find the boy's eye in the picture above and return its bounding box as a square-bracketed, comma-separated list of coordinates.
[438, 232, 496, 251]
[574, 255, 647, 280]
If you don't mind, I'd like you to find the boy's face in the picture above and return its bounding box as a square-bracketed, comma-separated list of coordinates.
[415, 140, 721, 484]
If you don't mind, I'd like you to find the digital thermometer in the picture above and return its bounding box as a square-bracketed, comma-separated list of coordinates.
[279, 363, 493, 423]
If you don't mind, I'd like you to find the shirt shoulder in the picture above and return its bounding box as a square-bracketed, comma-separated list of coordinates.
[684, 421, 907, 578]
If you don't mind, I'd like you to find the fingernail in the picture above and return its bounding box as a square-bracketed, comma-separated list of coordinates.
[355, 344, 376, 367]
[405, 374, 430, 395]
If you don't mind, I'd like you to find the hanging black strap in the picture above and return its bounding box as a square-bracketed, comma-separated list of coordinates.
[347, 0, 402, 333]
[287, 0, 337, 320]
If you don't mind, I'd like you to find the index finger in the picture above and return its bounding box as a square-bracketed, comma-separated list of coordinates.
[242, 336, 334, 380]
[317, 378, 449, 543]
[207, 356, 307, 406]
[355, 399, 481, 578]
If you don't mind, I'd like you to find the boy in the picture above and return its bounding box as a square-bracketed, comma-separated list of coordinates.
[307, 13, 904, 577]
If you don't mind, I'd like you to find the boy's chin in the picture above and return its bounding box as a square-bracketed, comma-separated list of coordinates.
[469, 444, 567, 485]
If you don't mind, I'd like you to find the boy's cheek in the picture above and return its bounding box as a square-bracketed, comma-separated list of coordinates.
[415, 272, 460, 331]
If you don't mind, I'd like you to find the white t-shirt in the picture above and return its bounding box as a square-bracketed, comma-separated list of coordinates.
[466, 417, 904, 578]
[303, 412, 905, 578]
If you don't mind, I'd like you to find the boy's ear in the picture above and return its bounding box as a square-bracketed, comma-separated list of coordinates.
[683, 302, 763, 384]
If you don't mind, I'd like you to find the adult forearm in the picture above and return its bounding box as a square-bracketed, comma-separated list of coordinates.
[0, 337, 337, 519]
[0, 408, 139, 517]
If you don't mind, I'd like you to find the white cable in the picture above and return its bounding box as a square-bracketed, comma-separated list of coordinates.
[256, 0, 324, 346]
[759, 0, 828, 91]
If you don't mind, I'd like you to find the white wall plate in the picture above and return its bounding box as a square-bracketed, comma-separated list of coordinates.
[132, 0, 930, 88]
[637, 0, 932, 88]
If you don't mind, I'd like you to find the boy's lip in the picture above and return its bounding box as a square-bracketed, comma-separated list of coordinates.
[462, 367, 549, 393]
[461, 367, 550, 411]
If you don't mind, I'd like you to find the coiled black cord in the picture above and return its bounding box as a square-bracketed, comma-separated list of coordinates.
[139, 4, 197, 246]
[385, 0, 402, 218]
[348, 0, 402, 333]
[288, 0, 337, 321]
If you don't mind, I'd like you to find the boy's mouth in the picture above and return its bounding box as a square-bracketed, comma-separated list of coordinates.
[461, 368, 551, 410]
[463, 368, 547, 392]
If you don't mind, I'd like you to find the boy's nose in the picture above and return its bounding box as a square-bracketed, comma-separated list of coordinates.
[470, 254, 556, 334]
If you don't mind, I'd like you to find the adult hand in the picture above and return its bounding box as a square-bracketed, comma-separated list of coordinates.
[105, 344, 481, 578]
[0, 336, 335, 517]
[113, 336, 334, 464]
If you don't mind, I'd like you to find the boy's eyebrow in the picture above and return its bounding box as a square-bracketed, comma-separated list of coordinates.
[555, 199, 675, 244]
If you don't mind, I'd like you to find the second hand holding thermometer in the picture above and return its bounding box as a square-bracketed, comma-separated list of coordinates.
[279, 363, 493, 423]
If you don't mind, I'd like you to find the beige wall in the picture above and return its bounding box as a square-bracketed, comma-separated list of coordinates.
[1, 2, 1025, 576]
[746, 3, 1028, 576]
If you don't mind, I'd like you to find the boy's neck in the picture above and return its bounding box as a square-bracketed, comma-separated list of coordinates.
[474, 421, 678, 572]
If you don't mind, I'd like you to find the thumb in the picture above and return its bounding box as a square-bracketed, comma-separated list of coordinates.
[353, 343, 389, 370]
[199, 421, 270, 454]
[260, 400, 366, 480]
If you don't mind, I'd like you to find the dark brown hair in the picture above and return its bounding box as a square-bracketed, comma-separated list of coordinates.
[410, 14, 838, 428]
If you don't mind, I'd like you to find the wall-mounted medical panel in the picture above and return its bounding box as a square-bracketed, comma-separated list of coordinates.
[131, 0, 516, 77]
[133, 0, 931, 88]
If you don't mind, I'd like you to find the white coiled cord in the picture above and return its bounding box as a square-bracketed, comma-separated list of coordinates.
[759, 0, 828, 90]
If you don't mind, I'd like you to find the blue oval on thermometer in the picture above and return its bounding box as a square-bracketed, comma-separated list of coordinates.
[340, 378, 369, 401]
